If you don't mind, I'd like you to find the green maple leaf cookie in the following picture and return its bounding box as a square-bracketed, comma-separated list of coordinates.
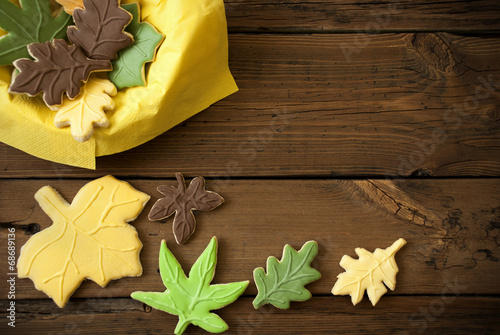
[109, 3, 164, 89]
[131, 237, 249, 335]
[253, 240, 321, 309]
[0, 0, 72, 65]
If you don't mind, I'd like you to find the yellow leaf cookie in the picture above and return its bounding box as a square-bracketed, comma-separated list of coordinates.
[54, 75, 117, 142]
[55, 0, 84, 14]
[332, 238, 406, 306]
[17, 175, 150, 308]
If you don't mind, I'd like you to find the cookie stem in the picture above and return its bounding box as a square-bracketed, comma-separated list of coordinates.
[175, 172, 186, 192]
[174, 317, 190, 335]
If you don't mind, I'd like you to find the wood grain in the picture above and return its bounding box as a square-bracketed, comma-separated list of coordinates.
[225, 0, 500, 33]
[1, 1, 499, 334]
[1, 33, 499, 178]
[2, 296, 499, 334]
[1, 179, 498, 301]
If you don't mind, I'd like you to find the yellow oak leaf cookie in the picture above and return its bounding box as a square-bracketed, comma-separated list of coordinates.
[17, 175, 150, 308]
[54, 75, 117, 142]
[55, 0, 84, 14]
[332, 238, 406, 306]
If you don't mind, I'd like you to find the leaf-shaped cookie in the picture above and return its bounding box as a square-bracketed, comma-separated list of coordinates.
[109, 3, 164, 89]
[9, 39, 111, 108]
[17, 176, 150, 308]
[0, 0, 72, 65]
[55, 0, 84, 14]
[148, 173, 224, 245]
[132, 237, 248, 335]
[54, 75, 117, 142]
[67, 0, 133, 60]
[253, 241, 321, 309]
[332, 238, 407, 306]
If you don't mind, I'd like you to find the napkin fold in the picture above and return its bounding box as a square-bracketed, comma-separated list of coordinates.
[0, 0, 237, 169]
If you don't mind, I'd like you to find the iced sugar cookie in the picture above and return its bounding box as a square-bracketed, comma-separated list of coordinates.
[132, 237, 249, 334]
[253, 241, 321, 309]
[17, 175, 150, 307]
[67, 0, 133, 60]
[109, 2, 164, 89]
[9, 39, 111, 108]
[332, 238, 407, 306]
[0, 0, 71, 66]
[148, 173, 224, 244]
[54, 75, 117, 142]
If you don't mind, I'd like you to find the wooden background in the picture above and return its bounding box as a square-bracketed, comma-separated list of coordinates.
[1, 0, 500, 334]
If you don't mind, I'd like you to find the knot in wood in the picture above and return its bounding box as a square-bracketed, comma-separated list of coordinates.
[411, 33, 457, 73]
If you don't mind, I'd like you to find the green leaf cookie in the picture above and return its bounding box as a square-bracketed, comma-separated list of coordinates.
[109, 3, 164, 90]
[253, 240, 321, 309]
[131, 237, 249, 335]
[0, 0, 72, 66]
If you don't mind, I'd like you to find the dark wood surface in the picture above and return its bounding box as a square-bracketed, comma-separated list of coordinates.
[1, 1, 500, 334]
[224, 0, 500, 33]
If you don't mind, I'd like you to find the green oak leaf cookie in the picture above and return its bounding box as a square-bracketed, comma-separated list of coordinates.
[131, 237, 248, 335]
[0, 0, 72, 65]
[253, 240, 321, 309]
[109, 3, 164, 89]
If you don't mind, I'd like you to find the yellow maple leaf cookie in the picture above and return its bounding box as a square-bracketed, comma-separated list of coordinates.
[54, 75, 117, 142]
[17, 175, 150, 308]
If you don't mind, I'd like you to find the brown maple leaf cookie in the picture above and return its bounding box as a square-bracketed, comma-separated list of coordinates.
[148, 173, 224, 245]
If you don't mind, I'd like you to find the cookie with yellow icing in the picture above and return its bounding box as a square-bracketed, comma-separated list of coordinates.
[55, 0, 84, 14]
[54, 75, 117, 142]
[17, 175, 150, 308]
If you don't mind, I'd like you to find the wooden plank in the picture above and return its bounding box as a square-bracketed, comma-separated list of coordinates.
[1, 33, 499, 178]
[1, 296, 499, 334]
[225, 0, 500, 33]
[1, 179, 498, 300]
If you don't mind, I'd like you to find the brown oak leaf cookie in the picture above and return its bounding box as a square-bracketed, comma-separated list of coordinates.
[67, 0, 133, 60]
[9, 39, 111, 108]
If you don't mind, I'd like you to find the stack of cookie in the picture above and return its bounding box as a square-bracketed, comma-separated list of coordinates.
[0, 0, 163, 142]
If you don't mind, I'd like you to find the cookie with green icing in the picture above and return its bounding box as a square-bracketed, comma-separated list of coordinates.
[109, 2, 164, 90]
[0, 0, 72, 66]
[253, 240, 321, 309]
[132, 237, 248, 334]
